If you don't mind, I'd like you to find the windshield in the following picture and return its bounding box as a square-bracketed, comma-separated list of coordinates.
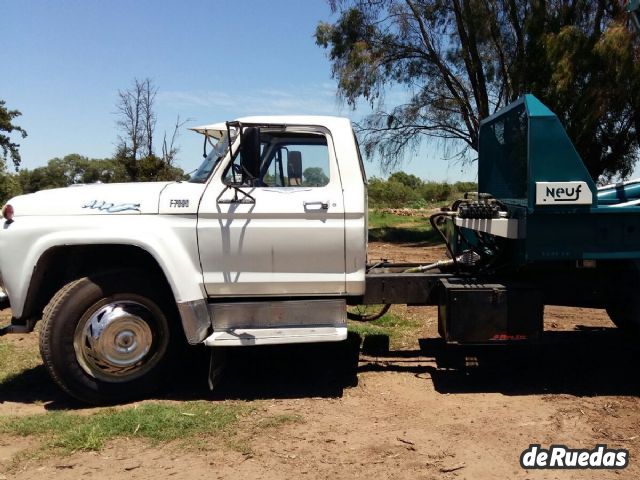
[189, 130, 237, 183]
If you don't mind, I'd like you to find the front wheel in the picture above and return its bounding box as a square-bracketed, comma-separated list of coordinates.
[40, 271, 172, 404]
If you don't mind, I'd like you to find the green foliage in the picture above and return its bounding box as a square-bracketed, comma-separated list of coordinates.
[137, 154, 189, 182]
[540, 22, 640, 180]
[367, 172, 476, 208]
[11, 153, 188, 197]
[407, 198, 429, 209]
[367, 176, 421, 207]
[388, 171, 422, 190]
[317, 1, 640, 181]
[0, 168, 21, 205]
[0, 100, 27, 170]
[453, 181, 477, 193]
[114, 150, 187, 183]
[17, 154, 127, 194]
[0, 100, 27, 204]
[302, 166, 330, 186]
[420, 182, 452, 203]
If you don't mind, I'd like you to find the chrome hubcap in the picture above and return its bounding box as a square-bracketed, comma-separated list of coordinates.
[74, 300, 165, 382]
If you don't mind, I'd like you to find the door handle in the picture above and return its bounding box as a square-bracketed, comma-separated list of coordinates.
[303, 200, 329, 210]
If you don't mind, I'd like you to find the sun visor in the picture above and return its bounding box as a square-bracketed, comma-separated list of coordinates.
[189, 122, 232, 140]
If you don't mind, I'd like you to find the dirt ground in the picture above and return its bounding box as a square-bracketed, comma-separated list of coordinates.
[1, 242, 640, 479]
[367, 242, 447, 264]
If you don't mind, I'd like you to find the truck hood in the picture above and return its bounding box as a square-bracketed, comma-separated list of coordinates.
[7, 182, 173, 216]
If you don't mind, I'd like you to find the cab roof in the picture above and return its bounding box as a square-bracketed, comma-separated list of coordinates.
[189, 115, 352, 139]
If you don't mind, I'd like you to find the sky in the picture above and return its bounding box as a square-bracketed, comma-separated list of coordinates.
[1, 0, 476, 182]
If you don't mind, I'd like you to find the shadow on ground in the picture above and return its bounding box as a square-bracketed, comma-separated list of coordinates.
[165, 333, 362, 402]
[0, 333, 363, 409]
[361, 326, 640, 397]
[367, 227, 441, 244]
[1, 327, 639, 410]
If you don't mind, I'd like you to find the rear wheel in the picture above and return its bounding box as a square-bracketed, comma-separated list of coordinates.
[40, 271, 172, 404]
[605, 260, 640, 334]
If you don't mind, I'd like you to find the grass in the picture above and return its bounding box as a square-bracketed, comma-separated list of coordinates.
[368, 210, 428, 229]
[0, 332, 306, 460]
[0, 402, 250, 454]
[367, 210, 441, 244]
[0, 339, 41, 384]
[348, 311, 422, 350]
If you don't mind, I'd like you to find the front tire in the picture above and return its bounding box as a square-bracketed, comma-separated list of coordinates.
[40, 271, 172, 404]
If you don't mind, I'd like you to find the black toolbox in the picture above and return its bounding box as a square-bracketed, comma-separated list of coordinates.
[438, 278, 543, 343]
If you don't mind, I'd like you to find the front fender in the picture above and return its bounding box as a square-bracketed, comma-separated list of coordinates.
[0, 215, 205, 319]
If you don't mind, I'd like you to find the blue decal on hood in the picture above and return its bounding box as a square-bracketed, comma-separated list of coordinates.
[83, 200, 141, 213]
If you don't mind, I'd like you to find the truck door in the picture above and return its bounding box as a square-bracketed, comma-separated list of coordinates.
[197, 126, 347, 297]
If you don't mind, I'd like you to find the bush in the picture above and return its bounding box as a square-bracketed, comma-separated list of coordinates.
[368, 177, 421, 207]
[368, 172, 477, 208]
[420, 182, 452, 202]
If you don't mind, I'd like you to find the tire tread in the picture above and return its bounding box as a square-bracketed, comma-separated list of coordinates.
[39, 277, 87, 399]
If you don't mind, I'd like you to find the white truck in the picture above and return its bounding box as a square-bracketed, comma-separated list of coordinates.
[0, 117, 369, 403]
[4, 96, 633, 404]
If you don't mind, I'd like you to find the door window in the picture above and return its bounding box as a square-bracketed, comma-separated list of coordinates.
[224, 131, 331, 188]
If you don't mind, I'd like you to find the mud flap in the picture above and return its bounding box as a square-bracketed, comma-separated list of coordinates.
[208, 347, 227, 390]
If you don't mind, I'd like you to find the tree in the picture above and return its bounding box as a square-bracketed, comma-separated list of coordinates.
[389, 171, 422, 190]
[316, 1, 640, 181]
[115, 78, 156, 180]
[0, 100, 27, 171]
[303, 167, 330, 186]
[114, 78, 187, 182]
[0, 169, 21, 205]
[115, 78, 156, 162]
[17, 154, 127, 194]
[161, 115, 189, 168]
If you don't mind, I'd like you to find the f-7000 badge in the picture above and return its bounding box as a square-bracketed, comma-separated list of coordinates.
[169, 199, 189, 208]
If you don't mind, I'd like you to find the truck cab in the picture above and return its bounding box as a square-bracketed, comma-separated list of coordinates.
[0, 116, 367, 403]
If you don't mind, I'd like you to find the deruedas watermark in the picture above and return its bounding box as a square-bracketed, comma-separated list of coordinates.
[520, 444, 628, 469]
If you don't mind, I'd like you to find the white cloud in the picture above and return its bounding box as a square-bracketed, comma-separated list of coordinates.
[158, 84, 356, 118]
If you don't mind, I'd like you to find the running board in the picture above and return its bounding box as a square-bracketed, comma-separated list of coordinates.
[204, 326, 348, 347]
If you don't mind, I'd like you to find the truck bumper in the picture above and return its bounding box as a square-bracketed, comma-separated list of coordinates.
[0, 288, 35, 335]
[0, 290, 9, 310]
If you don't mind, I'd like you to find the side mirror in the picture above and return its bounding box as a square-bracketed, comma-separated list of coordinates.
[240, 127, 261, 184]
[287, 151, 303, 186]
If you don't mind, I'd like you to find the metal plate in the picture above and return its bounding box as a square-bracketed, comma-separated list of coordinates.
[210, 299, 346, 330]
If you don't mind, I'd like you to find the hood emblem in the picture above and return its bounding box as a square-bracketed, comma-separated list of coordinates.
[83, 200, 141, 213]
